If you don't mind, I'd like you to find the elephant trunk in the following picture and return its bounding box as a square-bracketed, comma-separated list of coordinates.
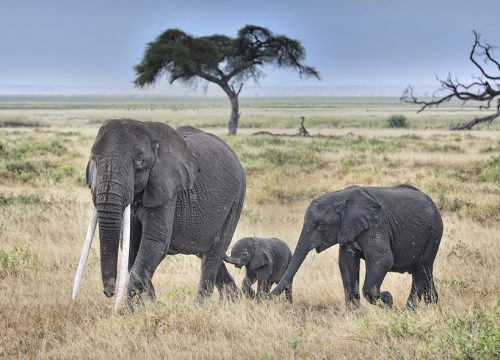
[94, 160, 131, 297]
[270, 228, 312, 297]
[97, 206, 122, 297]
[224, 255, 244, 268]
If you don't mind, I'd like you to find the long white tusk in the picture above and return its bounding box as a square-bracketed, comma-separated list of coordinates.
[114, 204, 131, 311]
[72, 207, 98, 300]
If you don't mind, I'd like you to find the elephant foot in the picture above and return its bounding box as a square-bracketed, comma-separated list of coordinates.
[380, 291, 393, 308]
[345, 300, 361, 310]
[193, 294, 208, 306]
[218, 284, 241, 303]
[126, 278, 156, 308]
[193, 288, 212, 306]
[344, 293, 361, 310]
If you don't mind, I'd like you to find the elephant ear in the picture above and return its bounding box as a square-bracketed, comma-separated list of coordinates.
[142, 123, 199, 208]
[249, 243, 271, 271]
[86, 158, 97, 191]
[336, 187, 381, 245]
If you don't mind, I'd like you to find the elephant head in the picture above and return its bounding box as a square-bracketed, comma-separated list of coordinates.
[76, 119, 198, 300]
[224, 237, 270, 270]
[271, 186, 381, 296]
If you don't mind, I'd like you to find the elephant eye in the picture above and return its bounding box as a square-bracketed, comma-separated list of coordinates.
[134, 154, 148, 170]
[242, 250, 249, 257]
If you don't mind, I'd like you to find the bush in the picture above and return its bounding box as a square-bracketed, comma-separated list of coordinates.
[0, 245, 39, 278]
[387, 115, 409, 128]
[438, 310, 500, 359]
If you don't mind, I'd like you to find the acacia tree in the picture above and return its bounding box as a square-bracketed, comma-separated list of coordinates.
[402, 31, 500, 130]
[133, 25, 319, 135]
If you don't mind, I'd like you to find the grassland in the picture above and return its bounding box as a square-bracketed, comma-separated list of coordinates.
[0, 96, 499, 359]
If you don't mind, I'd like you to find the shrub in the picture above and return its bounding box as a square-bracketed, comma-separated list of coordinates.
[387, 115, 409, 128]
[437, 310, 500, 359]
[0, 193, 43, 206]
[0, 245, 39, 278]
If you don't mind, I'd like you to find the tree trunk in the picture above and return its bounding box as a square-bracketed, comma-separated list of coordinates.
[227, 93, 240, 136]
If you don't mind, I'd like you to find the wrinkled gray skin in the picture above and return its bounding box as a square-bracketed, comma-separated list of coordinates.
[86, 119, 245, 305]
[271, 185, 443, 309]
[224, 237, 293, 302]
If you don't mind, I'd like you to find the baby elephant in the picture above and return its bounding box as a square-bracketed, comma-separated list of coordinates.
[224, 237, 293, 302]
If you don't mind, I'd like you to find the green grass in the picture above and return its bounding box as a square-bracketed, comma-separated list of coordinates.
[437, 309, 500, 360]
[0, 244, 39, 279]
[0, 96, 498, 359]
[0, 131, 84, 184]
[0, 193, 44, 206]
[0, 95, 498, 130]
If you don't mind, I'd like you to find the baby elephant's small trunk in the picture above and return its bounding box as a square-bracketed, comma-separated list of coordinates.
[224, 255, 243, 268]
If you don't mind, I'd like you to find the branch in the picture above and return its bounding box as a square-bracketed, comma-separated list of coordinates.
[401, 31, 500, 131]
[452, 110, 500, 130]
[485, 46, 500, 71]
[196, 71, 225, 87]
[235, 82, 244, 95]
[401, 85, 455, 113]
[470, 31, 500, 80]
[403, 76, 500, 113]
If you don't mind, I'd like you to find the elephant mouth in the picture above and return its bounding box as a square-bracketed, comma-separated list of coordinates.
[316, 239, 332, 253]
[315, 245, 326, 253]
[235, 263, 243, 269]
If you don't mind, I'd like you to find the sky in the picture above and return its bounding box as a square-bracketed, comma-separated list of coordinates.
[0, 0, 499, 96]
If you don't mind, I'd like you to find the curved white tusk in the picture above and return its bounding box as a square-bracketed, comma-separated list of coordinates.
[114, 204, 131, 311]
[72, 207, 98, 301]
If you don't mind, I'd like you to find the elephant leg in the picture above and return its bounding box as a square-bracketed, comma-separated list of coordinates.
[423, 270, 438, 305]
[284, 283, 293, 303]
[338, 246, 361, 308]
[362, 254, 394, 307]
[215, 262, 240, 301]
[127, 202, 175, 305]
[242, 275, 256, 299]
[128, 216, 142, 272]
[406, 265, 437, 309]
[256, 277, 271, 300]
[196, 199, 242, 304]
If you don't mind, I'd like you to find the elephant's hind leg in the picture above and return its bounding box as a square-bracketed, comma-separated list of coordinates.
[196, 199, 243, 303]
[406, 265, 437, 309]
[215, 262, 239, 301]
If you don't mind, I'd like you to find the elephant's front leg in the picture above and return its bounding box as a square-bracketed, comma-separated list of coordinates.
[127, 201, 175, 305]
[362, 242, 394, 308]
[256, 273, 271, 300]
[128, 213, 142, 272]
[338, 246, 361, 309]
[242, 273, 256, 299]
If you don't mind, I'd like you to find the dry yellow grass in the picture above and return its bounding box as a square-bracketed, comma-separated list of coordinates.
[0, 100, 499, 359]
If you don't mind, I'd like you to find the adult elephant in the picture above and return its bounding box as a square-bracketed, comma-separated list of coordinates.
[72, 119, 246, 308]
[270, 185, 443, 309]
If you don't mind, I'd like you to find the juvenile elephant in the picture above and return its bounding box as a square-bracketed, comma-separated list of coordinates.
[224, 237, 293, 302]
[72, 119, 245, 308]
[270, 185, 443, 309]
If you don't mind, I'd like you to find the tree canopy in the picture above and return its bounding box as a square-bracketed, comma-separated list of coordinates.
[134, 25, 319, 134]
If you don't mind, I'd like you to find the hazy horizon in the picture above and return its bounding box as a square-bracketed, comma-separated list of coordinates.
[1, 0, 499, 97]
[0, 84, 442, 98]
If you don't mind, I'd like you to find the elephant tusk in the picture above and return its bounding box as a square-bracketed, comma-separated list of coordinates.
[114, 204, 131, 311]
[72, 206, 98, 301]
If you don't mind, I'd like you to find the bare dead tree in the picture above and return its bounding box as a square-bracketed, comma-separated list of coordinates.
[298, 116, 310, 136]
[253, 116, 312, 137]
[402, 31, 500, 130]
